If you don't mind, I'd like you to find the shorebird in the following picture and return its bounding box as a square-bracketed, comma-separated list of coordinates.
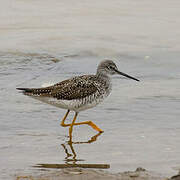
[17, 60, 139, 140]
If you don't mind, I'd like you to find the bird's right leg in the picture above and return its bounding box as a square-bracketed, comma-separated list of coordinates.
[60, 110, 77, 142]
[72, 121, 104, 133]
[60, 110, 70, 127]
[69, 112, 78, 142]
[60, 110, 103, 133]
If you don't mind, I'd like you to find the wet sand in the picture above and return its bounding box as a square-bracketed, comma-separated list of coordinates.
[15, 167, 180, 180]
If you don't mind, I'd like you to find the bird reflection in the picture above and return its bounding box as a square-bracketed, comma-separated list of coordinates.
[35, 132, 110, 169]
[62, 132, 102, 165]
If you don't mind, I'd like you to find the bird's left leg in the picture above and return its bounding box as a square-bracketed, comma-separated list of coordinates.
[60, 110, 70, 127]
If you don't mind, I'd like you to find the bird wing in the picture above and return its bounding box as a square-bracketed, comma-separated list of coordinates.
[17, 75, 99, 100]
[51, 75, 99, 100]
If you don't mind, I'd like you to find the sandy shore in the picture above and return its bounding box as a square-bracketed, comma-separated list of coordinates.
[15, 167, 180, 180]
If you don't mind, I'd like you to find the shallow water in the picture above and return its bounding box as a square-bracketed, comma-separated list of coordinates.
[1, 0, 180, 179]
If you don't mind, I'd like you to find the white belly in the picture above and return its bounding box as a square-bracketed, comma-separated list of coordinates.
[32, 93, 107, 112]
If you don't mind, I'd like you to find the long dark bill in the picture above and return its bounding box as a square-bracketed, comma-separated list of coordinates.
[114, 69, 140, 81]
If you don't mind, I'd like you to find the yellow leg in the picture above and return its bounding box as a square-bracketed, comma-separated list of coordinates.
[69, 112, 78, 141]
[72, 121, 103, 133]
[60, 110, 70, 127]
[60, 110, 103, 133]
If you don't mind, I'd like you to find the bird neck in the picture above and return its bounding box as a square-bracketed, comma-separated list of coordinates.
[96, 70, 110, 81]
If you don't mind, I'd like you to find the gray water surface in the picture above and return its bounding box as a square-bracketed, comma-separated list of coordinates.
[1, 0, 180, 179]
[1, 52, 180, 179]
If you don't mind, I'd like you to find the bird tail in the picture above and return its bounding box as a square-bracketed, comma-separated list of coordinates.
[16, 88, 33, 93]
[16, 87, 52, 96]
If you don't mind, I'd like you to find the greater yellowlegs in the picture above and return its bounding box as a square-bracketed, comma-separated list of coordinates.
[17, 60, 139, 140]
